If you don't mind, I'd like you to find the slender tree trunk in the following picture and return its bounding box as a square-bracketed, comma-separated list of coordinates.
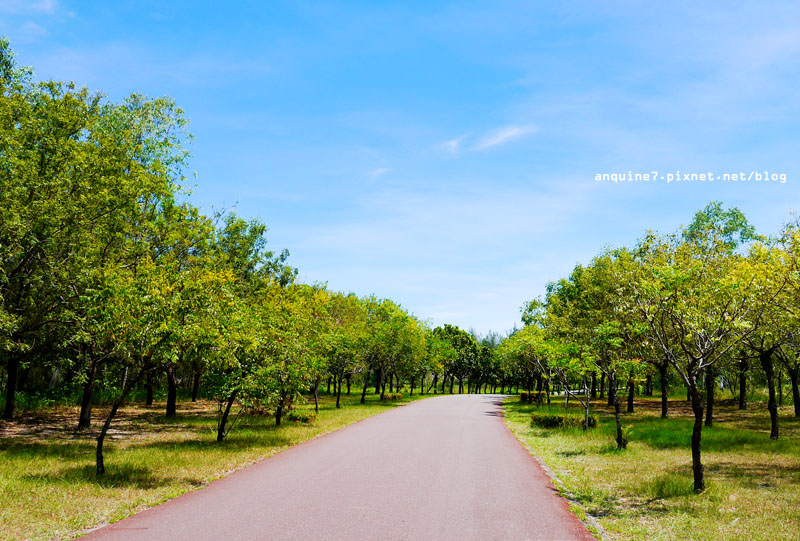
[396, 373, 401, 393]
[704, 367, 715, 427]
[787, 365, 800, 418]
[314, 377, 320, 413]
[336, 376, 342, 408]
[607, 373, 615, 407]
[346, 374, 351, 395]
[142, 354, 153, 406]
[97, 369, 143, 475]
[191, 368, 201, 402]
[645, 374, 653, 396]
[326, 377, 331, 394]
[165, 364, 177, 418]
[410, 379, 415, 396]
[611, 372, 626, 449]
[380, 379, 386, 400]
[217, 389, 238, 442]
[760, 349, 779, 440]
[738, 355, 748, 410]
[432, 374, 439, 394]
[389, 373, 394, 393]
[689, 379, 705, 492]
[78, 358, 98, 430]
[778, 367, 783, 406]
[599, 372, 605, 400]
[375, 369, 382, 395]
[590, 371, 597, 399]
[360, 371, 369, 405]
[3, 355, 20, 421]
[659, 363, 669, 419]
[626, 372, 635, 413]
[275, 397, 284, 426]
[449, 376, 454, 394]
[420, 374, 425, 395]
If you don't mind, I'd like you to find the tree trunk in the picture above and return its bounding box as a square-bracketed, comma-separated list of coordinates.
[360, 371, 369, 405]
[778, 367, 783, 406]
[346, 374, 351, 395]
[191, 368, 201, 402]
[449, 377, 454, 394]
[217, 389, 238, 442]
[689, 380, 705, 492]
[611, 372, 626, 449]
[431, 374, 439, 394]
[375, 369, 382, 395]
[738, 355, 748, 410]
[787, 365, 800, 418]
[420, 375, 425, 395]
[659, 363, 669, 419]
[97, 368, 143, 475]
[3, 355, 20, 421]
[314, 377, 320, 413]
[336, 376, 342, 408]
[760, 349, 779, 440]
[327, 377, 331, 394]
[389, 373, 394, 393]
[77, 358, 98, 430]
[704, 367, 715, 427]
[165, 364, 177, 418]
[410, 379, 415, 396]
[599, 372, 605, 400]
[275, 399, 284, 426]
[626, 372, 635, 413]
[607, 373, 615, 406]
[645, 374, 653, 396]
[590, 371, 597, 399]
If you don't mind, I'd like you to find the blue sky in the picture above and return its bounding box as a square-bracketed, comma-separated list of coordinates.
[2, 1, 799, 334]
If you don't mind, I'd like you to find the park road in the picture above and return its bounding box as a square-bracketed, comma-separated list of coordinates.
[85, 394, 594, 540]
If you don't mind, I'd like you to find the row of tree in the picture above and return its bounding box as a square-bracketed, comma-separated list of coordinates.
[0, 39, 513, 475]
[499, 202, 800, 492]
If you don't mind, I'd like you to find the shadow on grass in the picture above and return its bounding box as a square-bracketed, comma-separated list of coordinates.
[20, 463, 196, 489]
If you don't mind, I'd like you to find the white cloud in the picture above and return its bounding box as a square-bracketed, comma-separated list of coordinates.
[0, 0, 57, 15]
[438, 133, 469, 154]
[369, 167, 389, 177]
[473, 124, 537, 150]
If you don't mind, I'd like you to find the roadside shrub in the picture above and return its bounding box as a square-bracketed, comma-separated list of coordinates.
[531, 413, 597, 429]
[381, 393, 403, 401]
[285, 411, 316, 424]
[520, 391, 546, 403]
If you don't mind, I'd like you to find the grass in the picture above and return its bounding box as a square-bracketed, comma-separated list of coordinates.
[503, 395, 800, 540]
[0, 390, 430, 540]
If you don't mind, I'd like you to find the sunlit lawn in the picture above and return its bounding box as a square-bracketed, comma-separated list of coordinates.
[0, 391, 430, 540]
[504, 395, 800, 540]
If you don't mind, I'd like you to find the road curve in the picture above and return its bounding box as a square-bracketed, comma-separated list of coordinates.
[85, 394, 594, 540]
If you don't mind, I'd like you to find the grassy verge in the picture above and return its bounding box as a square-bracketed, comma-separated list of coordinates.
[0, 391, 430, 540]
[503, 396, 800, 540]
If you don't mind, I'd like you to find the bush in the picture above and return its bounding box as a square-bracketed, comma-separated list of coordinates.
[285, 411, 316, 424]
[381, 393, 403, 401]
[531, 412, 597, 429]
[520, 391, 546, 403]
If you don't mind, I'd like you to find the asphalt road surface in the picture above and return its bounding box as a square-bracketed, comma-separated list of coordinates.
[85, 394, 594, 540]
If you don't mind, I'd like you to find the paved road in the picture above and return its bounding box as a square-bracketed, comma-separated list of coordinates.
[86, 394, 594, 540]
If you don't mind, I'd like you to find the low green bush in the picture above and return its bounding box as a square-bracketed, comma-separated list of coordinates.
[531, 412, 597, 429]
[285, 411, 317, 424]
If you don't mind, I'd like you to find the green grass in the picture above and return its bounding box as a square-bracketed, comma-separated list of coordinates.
[0, 390, 430, 540]
[503, 396, 800, 540]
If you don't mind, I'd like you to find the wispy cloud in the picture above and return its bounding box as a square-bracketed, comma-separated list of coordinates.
[438, 133, 469, 154]
[473, 124, 537, 150]
[369, 167, 389, 177]
[0, 0, 57, 15]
